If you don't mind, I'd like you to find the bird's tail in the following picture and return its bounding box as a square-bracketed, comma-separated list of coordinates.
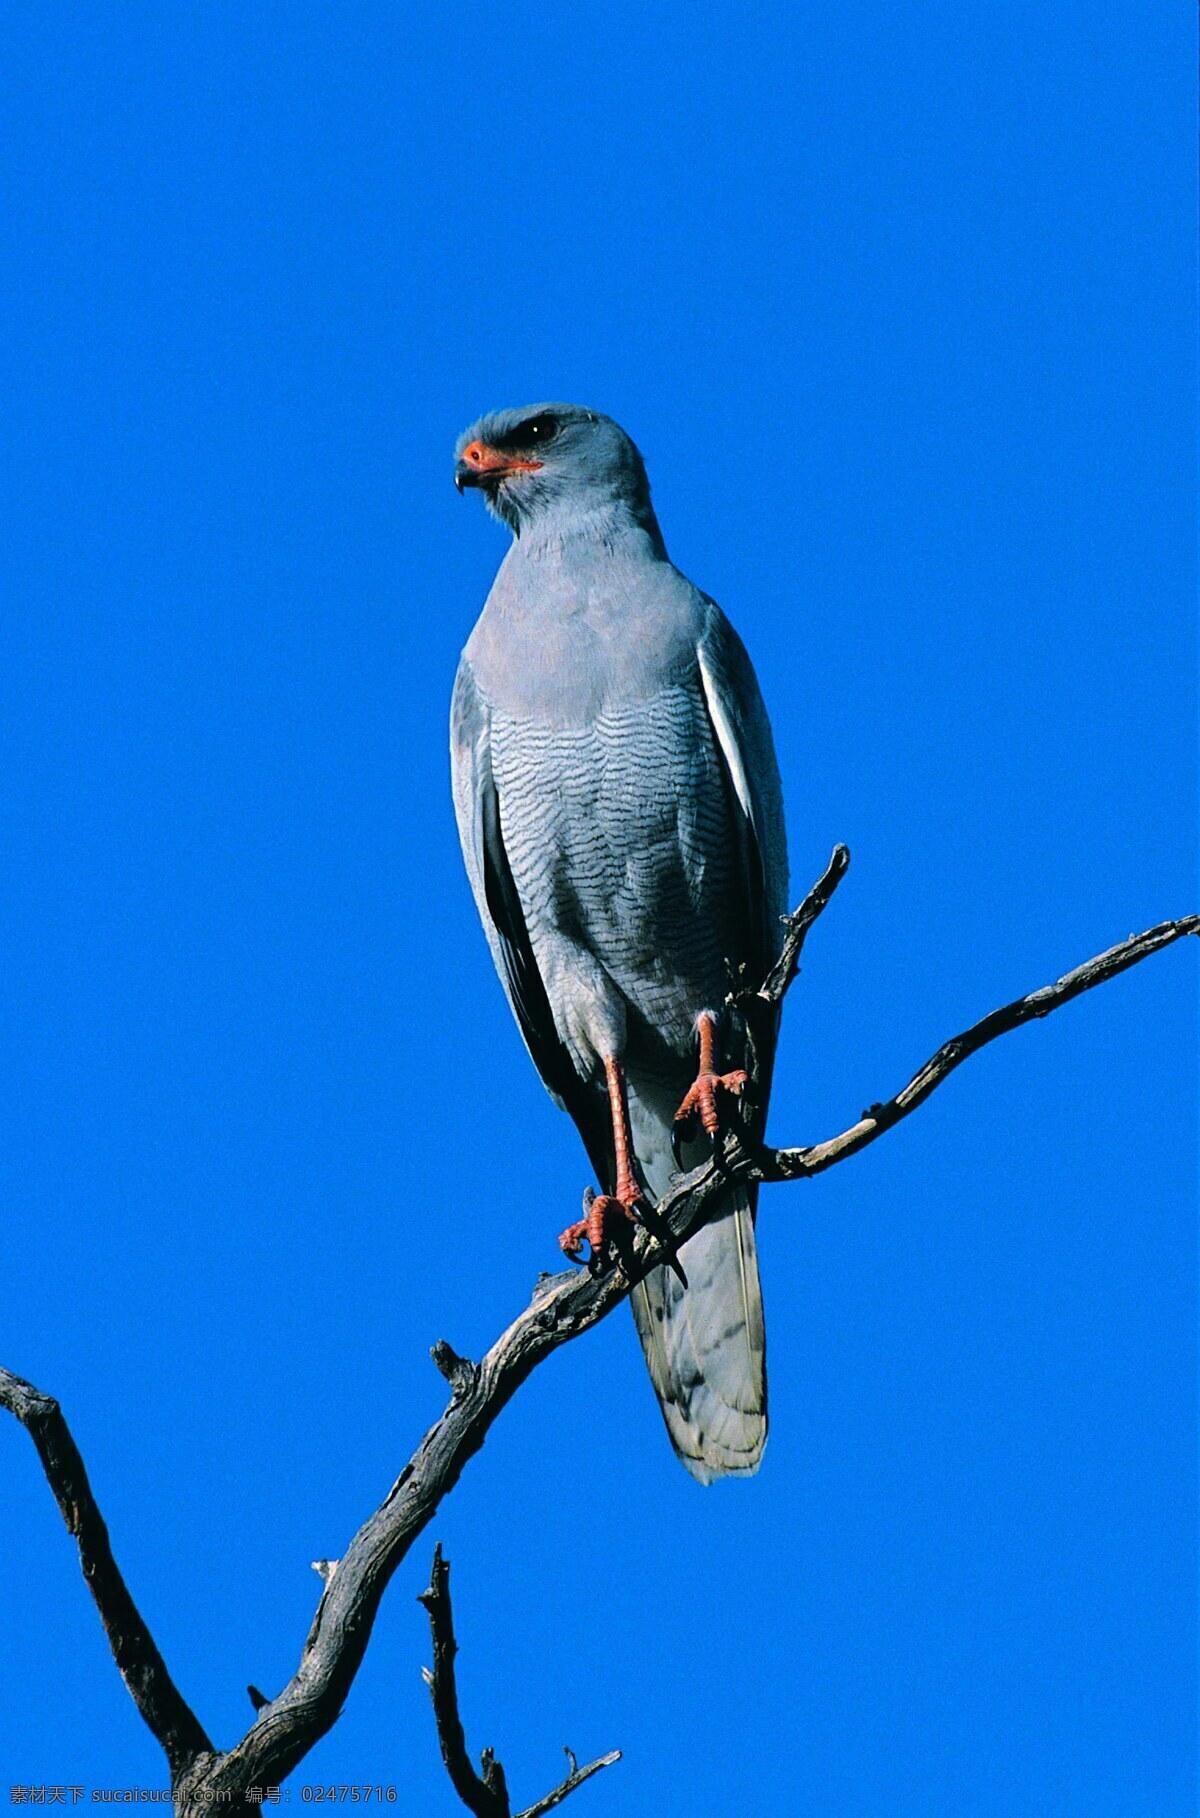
[627, 1095, 767, 1484]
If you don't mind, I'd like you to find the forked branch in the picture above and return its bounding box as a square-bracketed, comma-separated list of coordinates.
[1, 847, 1194, 1811]
[418, 1545, 620, 1818]
[762, 909, 1200, 1182]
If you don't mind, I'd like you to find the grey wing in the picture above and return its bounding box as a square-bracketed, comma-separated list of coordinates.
[450, 657, 609, 1183]
[696, 599, 789, 988]
[629, 602, 788, 1482]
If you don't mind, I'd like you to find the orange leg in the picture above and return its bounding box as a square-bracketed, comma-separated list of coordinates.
[674, 1011, 747, 1139]
[559, 1055, 645, 1261]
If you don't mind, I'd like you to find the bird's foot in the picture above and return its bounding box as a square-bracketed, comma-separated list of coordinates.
[674, 1068, 748, 1142]
[559, 1182, 644, 1265]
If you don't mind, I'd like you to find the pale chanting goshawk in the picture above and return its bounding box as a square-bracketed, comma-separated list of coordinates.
[450, 403, 788, 1483]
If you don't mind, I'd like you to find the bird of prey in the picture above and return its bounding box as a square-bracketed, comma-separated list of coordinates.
[450, 403, 788, 1483]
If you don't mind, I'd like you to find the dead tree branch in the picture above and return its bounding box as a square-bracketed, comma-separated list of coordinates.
[0, 1368, 213, 1778]
[1, 846, 1194, 1810]
[515, 1751, 625, 1818]
[760, 911, 1200, 1182]
[759, 839, 851, 1003]
[419, 1544, 503, 1818]
[418, 1545, 620, 1818]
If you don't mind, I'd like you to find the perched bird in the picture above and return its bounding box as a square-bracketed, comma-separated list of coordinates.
[450, 403, 788, 1483]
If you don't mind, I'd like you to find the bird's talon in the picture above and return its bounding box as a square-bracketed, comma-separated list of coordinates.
[674, 1069, 748, 1142]
[559, 1187, 641, 1267]
[558, 1221, 588, 1261]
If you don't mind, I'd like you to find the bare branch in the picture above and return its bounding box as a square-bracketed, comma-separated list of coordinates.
[210, 885, 1196, 1792]
[761, 914, 1200, 1183]
[727, 843, 848, 1115]
[418, 1544, 507, 1817]
[0, 1366, 212, 1780]
[757, 841, 851, 1005]
[432, 1339, 480, 1398]
[515, 1750, 623, 1818]
[482, 1751, 510, 1810]
[2, 848, 1194, 1806]
[417, 1545, 620, 1818]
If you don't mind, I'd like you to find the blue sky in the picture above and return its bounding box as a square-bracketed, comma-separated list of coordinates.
[0, 4, 1195, 1812]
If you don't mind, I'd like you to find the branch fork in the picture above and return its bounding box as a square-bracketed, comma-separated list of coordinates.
[418, 1545, 619, 1818]
[1, 844, 1195, 1812]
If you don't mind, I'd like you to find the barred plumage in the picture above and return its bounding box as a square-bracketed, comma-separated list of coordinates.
[450, 403, 788, 1483]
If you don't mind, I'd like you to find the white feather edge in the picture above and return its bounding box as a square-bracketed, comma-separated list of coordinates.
[697, 643, 756, 833]
[697, 641, 763, 1388]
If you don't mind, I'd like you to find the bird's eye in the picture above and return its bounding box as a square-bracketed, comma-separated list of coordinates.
[521, 414, 560, 446]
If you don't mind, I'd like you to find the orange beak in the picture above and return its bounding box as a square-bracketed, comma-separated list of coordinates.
[455, 441, 544, 492]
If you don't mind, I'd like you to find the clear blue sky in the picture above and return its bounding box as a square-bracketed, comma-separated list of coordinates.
[1, 5, 1195, 1811]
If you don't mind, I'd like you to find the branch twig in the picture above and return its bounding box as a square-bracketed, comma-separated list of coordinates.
[209, 872, 1200, 1793]
[758, 840, 851, 1005]
[0, 1368, 213, 1780]
[418, 1546, 619, 1818]
[515, 1750, 623, 1818]
[762, 913, 1200, 1182]
[418, 1544, 505, 1817]
[2, 847, 1194, 1808]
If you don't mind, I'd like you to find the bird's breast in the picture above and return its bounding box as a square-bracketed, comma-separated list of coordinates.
[464, 552, 703, 727]
[488, 686, 742, 1029]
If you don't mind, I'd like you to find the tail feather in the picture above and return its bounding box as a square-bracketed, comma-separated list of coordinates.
[631, 1191, 766, 1482]
[626, 1075, 767, 1482]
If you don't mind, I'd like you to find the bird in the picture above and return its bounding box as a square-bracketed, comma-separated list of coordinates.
[450, 402, 788, 1483]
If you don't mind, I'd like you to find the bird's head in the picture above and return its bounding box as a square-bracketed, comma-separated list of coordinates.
[453, 403, 659, 540]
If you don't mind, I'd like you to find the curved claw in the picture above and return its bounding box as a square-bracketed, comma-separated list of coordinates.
[675, 1069, 748, 1145]
[560, 1182, 688, 1287]
[558, 1221, 588, 1261]
[633, 1202, 689, 1289]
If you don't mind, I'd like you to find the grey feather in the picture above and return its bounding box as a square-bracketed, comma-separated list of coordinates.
[450, 403, 788, 1482]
